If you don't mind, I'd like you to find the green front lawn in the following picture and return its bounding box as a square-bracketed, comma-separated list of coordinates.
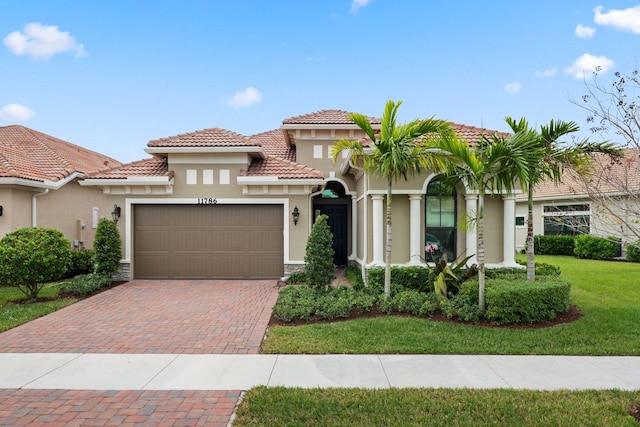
[234, 387, 640, 427]
[262, 256, 640, 355]
[0, 284, 77, 333]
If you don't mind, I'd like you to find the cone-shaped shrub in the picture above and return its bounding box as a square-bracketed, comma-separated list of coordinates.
[304, 214, 335, 291]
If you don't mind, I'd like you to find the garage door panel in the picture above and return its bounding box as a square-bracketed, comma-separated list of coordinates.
[248, 231, 282, 252]
[134, 204, 283, 279]
[173, 229, 210, 251]
[135, 230, 170, 251]
[135, 255, 171, 278]
[210, 229, 246, 251]
[173, 254, 210, 278]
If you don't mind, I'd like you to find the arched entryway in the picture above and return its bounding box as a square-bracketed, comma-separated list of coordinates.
[312, 181, 350, 266]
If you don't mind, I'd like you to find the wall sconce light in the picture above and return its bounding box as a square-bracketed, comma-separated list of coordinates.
[292, 205, 300, 226]
[111, 204, 121, 224]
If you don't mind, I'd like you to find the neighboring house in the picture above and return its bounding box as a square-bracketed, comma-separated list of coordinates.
[81, 110, 521, 280]
[0, 125, 122, 248]
[515, 149, 640, 255]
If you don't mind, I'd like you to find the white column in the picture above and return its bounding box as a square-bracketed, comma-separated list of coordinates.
[503, 195, 517, 266]
[351, 196, 357, 261]
[465, 194, 478, 265]
[409, 194, 423, 264]
[371, 194, 384, 265]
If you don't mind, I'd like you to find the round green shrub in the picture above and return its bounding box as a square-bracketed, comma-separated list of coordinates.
[626, 241, 640, 263]
[0, 227, 72, 301]
[574, 234, 619, 260]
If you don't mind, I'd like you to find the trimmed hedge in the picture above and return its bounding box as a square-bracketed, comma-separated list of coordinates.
[486, 279, 570, 324]
[626, 241, 640, 263]
[366, 266, 433, 293]
[534, 235, 576, 256]
[66, 249, 95, 278]
[574, 234, 620, 260]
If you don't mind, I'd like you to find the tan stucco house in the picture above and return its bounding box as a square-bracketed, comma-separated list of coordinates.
[0, 125, 122, 248]
[77, 110, 521, 280]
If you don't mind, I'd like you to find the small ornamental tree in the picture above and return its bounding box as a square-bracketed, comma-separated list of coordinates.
[94, 218, 122, 276]
[0, 227, 72, 302]
[304, 214, 335, 291]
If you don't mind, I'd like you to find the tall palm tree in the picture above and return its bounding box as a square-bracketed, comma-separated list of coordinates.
[435, 131, 536, 313]
[505, 118, 581, 281]
[331, 100, 452, 299]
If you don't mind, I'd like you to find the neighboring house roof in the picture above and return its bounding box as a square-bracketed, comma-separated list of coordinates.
[516, 149, 640, 200]
[85, 157, 173, 180]
[147, 128, 261, 148]
[0, 125, 121, 185]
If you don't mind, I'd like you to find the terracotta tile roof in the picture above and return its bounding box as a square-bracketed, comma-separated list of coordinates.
[147, 128, 260, 148]
[0, 125, 121, 183]
[283, 109, 381, 125]
[85, 157, 172, 180]
[516, 149, 640, 200]
[242, 156, 324, 179]
[250, 129, 296, 162]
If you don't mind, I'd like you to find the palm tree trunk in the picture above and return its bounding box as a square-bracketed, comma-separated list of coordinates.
[527, 185, 535, 281]
[477, 193, 486, 314]
[384, 180, 393, 300]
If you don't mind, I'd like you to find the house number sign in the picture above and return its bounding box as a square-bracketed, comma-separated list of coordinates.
[197, 198, 218, 205]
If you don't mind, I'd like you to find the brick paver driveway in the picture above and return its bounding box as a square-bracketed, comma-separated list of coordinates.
[0, 280, 280, 425]
[0, 279, 280, 354]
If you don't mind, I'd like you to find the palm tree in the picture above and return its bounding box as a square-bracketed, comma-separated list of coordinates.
[505, 118, 581, 281]
[331, 100, 452, 299]
[435, 131, 536, 313]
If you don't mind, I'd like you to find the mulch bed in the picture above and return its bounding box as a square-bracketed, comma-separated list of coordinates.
[629, 403, 640, 422]
[269, 305, 583, 329]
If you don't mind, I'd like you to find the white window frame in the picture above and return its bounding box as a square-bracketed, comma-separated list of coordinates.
[542, 203, 591, 235]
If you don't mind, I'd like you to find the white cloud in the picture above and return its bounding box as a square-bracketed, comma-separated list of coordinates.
[350, 0, 373, 14]
[575, 24, 596, 38]
[3, 22, 86, 59]
[564, 53, 614, 79]
[594, 5, 640, 34]
[0, 103, 36, 122]
[223, 87, 262, 108]
[305, 55, 326, 62]
[535, 67, 557, 78]
[504, 82, 521, 95]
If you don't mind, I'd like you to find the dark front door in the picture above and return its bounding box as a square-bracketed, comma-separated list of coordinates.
[314, 204, 348, 266]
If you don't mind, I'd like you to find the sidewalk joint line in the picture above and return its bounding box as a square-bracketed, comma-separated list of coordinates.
[377, 355, 392, 388]
[141, 353, 180, 390]
[21, 352, 84, 389]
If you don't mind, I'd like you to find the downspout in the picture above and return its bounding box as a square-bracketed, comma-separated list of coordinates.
[32, 189, 49, 227]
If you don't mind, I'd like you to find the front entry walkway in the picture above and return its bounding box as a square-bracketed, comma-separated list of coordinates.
[0, 280, 280, 354]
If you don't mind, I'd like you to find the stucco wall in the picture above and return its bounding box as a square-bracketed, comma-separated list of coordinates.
[36, 180, 108, 249]
[0, 187, 32, 237]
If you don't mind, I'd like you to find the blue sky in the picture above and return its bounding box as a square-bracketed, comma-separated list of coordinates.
[1, 1, 639, 161]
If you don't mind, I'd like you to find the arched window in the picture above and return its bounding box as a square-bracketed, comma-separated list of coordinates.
[425, 178, 456, 261]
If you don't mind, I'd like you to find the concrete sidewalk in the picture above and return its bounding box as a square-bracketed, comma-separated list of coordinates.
[2, 353, 639, 391]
